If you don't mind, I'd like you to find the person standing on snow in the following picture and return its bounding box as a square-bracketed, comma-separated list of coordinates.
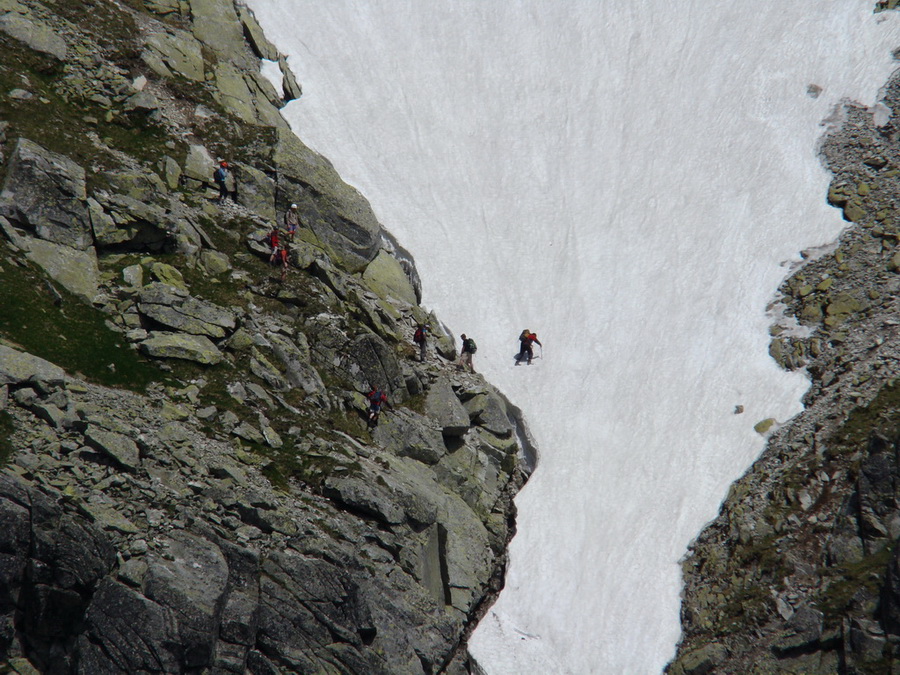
[458, 333, 477, 372]
[516, 329, 542, 366]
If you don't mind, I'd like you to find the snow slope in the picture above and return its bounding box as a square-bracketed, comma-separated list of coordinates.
[246, 1, 900, 672]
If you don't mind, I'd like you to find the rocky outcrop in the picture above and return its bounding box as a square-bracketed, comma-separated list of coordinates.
[0, 138, 90, 250]
[669, 54, 900, 675]
[0, 0, 530, 673]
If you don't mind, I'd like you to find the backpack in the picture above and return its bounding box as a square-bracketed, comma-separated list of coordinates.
[413, 327, 425, 344]
[214, 167, 227, 184]
[465, 338, 477, 353]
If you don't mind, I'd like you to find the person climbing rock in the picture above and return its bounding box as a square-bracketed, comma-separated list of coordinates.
[214, 160, 230, 203]
[366, 387, 389, 427]
[284, 203, 300, 240]
[458, 333, 477, 372]
[516, 329, 542, 365]
[268, 226, 281, 265]
[279, 241, 291, 282]
[413, 323, 430, 362]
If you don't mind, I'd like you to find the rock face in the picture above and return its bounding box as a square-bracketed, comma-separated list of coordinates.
[669, 55, 900, 675]
[0, 0, 531, 673]
[0, 138, 91, 250]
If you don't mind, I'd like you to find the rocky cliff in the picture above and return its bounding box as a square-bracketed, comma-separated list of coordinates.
[0, 1, 531, 673]
[668, 37, 900, 675]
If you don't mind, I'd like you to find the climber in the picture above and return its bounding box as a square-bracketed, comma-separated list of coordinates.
[516, 329, 542, 366]
[279, 241, 291, 282]
[268, 226, 281, 265]
[284, 203, 300, 240]
[413, 323, 431, 362]
[458, 333, 477, 372]
[214, 160, 230, 203]
[366, 388, 389, 427]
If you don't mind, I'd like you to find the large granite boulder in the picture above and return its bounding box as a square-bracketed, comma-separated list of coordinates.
[22, 237, 100, 303]
[0, 9, 67, 60]
[426, 378, 470, 437]
[0, 345, 65, 387]
[0, 139, 91, 250]
[137, 283, 237, 338]
[139, 332, 223, 365]
[142, 27, 204, 82]
[362, 250, 418, 306]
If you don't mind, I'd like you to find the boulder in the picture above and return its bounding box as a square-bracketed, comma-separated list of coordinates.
[237, 5, 279, 61]
[212, 62, 257, 123]
[137, 283, 236, 338]
[279, 55, 302, 101]
[22, 237, 100, 302]
[83, 425, 141, 470]
[0, 139, 91, 250]
[0, 11, 67, 60]
[463, 391, 514, 437]
[347, 333, 406, 400]
[148, 263, 187, 290]
[88, 196, 167, 251]
[426, 378, 470, 436]
[143, 532, 230, 668]
[272, 129, 382, 272]
[362, 250, 418, 306]
[80, 579, 183, 673]
[183, 144, 215, 183]
[139, 332, 223, 365]
[142, 27, 204, 82]
[235, 163, 275, 221]
[188, 0, 245, 62]
[198, 250, 231, 276]
[266, 333, 325, 396]
[0, 345, 65, 387]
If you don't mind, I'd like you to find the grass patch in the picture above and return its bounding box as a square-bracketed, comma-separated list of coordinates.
[0, 410, 15, 466]
[0, 256, 165, 391]
[817, 545, 893, 618]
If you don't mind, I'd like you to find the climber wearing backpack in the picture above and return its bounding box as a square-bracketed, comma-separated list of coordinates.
[366, 387, 390, 428]
[458, 333, 477, 372]
[516, 329, 542, 366]
[413, 323, 431, 362]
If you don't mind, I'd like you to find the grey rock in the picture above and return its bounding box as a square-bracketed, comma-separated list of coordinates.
[142, 27, 204, 82]
[80, 578, 182, 673]
[140, 332, 223, 365]
[143, 532, 229, 668]
[426, 378, 470, 436]
[232, 422, 264, 444]
[0, 11, 67, 60]
[279, 55, 302, 101]
[0, 344, 65, 387]
[22, 236, 100, 302]
[464, 391, 515, 437]
[83, 425, 141, 470]
[237, 5, 279, 61]
[362, 250, 418, 306]
[183, 144, 215, 183]
[199, 250, 231, 276]
[235, 163, 275, 221]
[138, 283, 236, 338]
[0, 138, 91, 250]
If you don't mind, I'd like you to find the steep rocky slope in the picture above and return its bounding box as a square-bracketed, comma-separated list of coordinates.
[668, 47, 900, 675]
[0, 1, 530, 673]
